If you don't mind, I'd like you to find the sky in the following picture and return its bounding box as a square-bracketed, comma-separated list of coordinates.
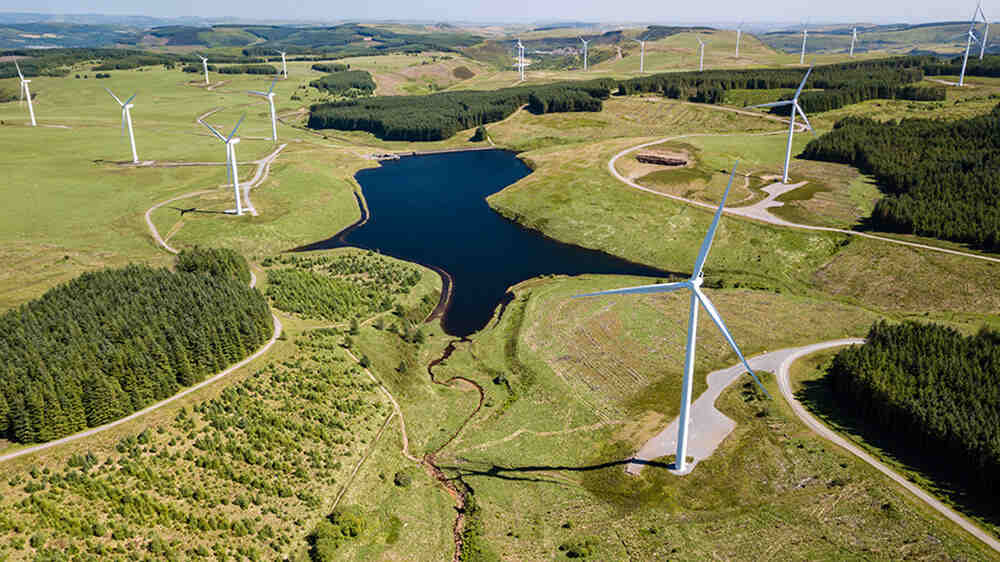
[0, 0, 982, 24]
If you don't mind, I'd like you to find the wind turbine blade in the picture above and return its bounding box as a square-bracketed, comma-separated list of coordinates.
[225, 145, 234, 187]
[693, 288, 772, 398]
[123, 93, 137, 106]
[227, 113, 247, 141]
[573, 281, 688, 299]
[121, 111, 126, 137]
[268, 78, 277, 94]
[794, 66, 813, 100]
[248, 91, 268, 96]
[691, 164, 738, 278]
[14, 59, 24, 80]
[746, 100, 794, 110]
[795, 103, 813, 131]
[105, 88, 123, 106]
[198, 119, 227, 142]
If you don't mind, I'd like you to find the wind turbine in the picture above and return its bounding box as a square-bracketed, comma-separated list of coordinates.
[196, 53, 210, 85]
[248, 78, 279, 143]
[13, 59, 36, 127]
[274, 49, 288, 78]
[850, 26, 859, 57]
[579, 37, 590, 71]
[747, 67, 813, 184]
[800, 23, 809, 65]
[574, 164, 770, 474]
[633, 38, 645, 73]
[516, 39, 526, 81]
[199, 115, 247, 216]
[735, 21, 744, 58]
[959, 14, 981, 86]
[979, 3, 991, 59]
[106, 89, 139, 163]
[697, 35, 706, 71]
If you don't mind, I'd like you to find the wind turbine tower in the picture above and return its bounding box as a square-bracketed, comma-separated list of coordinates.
[850, 27, 858, 57]
[697, 36, 706, 71]
[748, 67, 814, 184]
[735, 22, 744, 58]
[275, 50, 288, 78]
[249, 78, 280, 143]
[13, 59, 36, 127]
[575, 164, 771, 474]
[634, 38, 645, 73]
[800, 23, 809, 65]
[579, 37, 590, 71]
[517, 39, 526, 81]
[197, 54, 210, 85]
[106, 89, 139, 163]
[199, 116, 247, 216]
[979, 3, 991, 59]
[959, 9, 981, 87]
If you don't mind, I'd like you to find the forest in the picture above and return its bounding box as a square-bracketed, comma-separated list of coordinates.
[920, 54, 1000, 78]
[262, 252, 422, 322]
[308, 79, 616, 141]
[801, 104, 1000, 250]
[617, 56, 944, 113]
[0, 250, 272, 444]
[309, 70, 376, 96]
[829, 321, 1000, 496]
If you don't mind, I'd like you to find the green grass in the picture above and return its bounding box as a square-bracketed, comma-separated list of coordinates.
[404, 275, 998, 561]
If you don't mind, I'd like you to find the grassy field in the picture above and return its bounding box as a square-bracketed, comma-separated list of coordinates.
[409, 275, 998, 561]
[1, 47, 999, 560]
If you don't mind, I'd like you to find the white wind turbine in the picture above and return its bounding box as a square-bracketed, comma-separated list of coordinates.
[274, 50, 288, 78]
[697, 35, 706, 71]
[516, 39, 526, 81]
[199, 115, 247, 216]
[249, 78, 279, 142]
[735, 21, 744, 58]
[106, 89, 139, 163]
[574, 164, 771, 474]
[978, 3, 991, 59]
[850, 26, 859, 57]
[580, 37, 590, 71]
[13, 59, 36, 127]
[747, 67, 813, 184]
[959, 11, 982, 87]
[800, 23, 809, 65]
[196, 53, 210, 85]
[634, 38, 645, 73]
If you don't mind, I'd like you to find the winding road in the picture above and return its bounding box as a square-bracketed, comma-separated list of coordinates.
[774, 341, 1000, 554]
[608, 136, 1000, 264]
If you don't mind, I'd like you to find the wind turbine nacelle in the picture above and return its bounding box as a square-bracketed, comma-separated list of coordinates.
[124, 104, 134, 110]
[229, 138, 241, 145]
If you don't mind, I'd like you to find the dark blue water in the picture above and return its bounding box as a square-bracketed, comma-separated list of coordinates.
[302, 149, 670, 336]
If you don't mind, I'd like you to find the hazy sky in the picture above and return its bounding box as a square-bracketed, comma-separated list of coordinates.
[0, 1, 982, 24]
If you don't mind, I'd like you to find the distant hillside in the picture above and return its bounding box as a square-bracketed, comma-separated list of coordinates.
[762, 21, 997, 56]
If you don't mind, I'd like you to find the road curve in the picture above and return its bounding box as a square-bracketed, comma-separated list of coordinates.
[608, 137, 1000, 265]
[775, 340, 1000, 554]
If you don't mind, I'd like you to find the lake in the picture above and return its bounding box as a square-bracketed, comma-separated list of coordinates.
[302, 149, 670, 336]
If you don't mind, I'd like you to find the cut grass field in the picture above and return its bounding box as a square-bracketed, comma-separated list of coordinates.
[406, 275, 999, 561]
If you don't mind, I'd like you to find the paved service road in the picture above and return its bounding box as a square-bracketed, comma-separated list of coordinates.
[774, 340, 1000, 555]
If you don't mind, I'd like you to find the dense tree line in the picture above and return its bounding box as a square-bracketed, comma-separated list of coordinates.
[215, 64, 278, 75]
[0, 258, 272, 444]
[176, 247, 252, 285]
[308, 79, 616, 141]
[311, 62, 350, 72]
[309, 70, 376, 96]
[617, 57, 943, 113]
[829, 321, 1000, 495]
[801, 104, 1000, 250]
[920, 54, 1000, 78]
